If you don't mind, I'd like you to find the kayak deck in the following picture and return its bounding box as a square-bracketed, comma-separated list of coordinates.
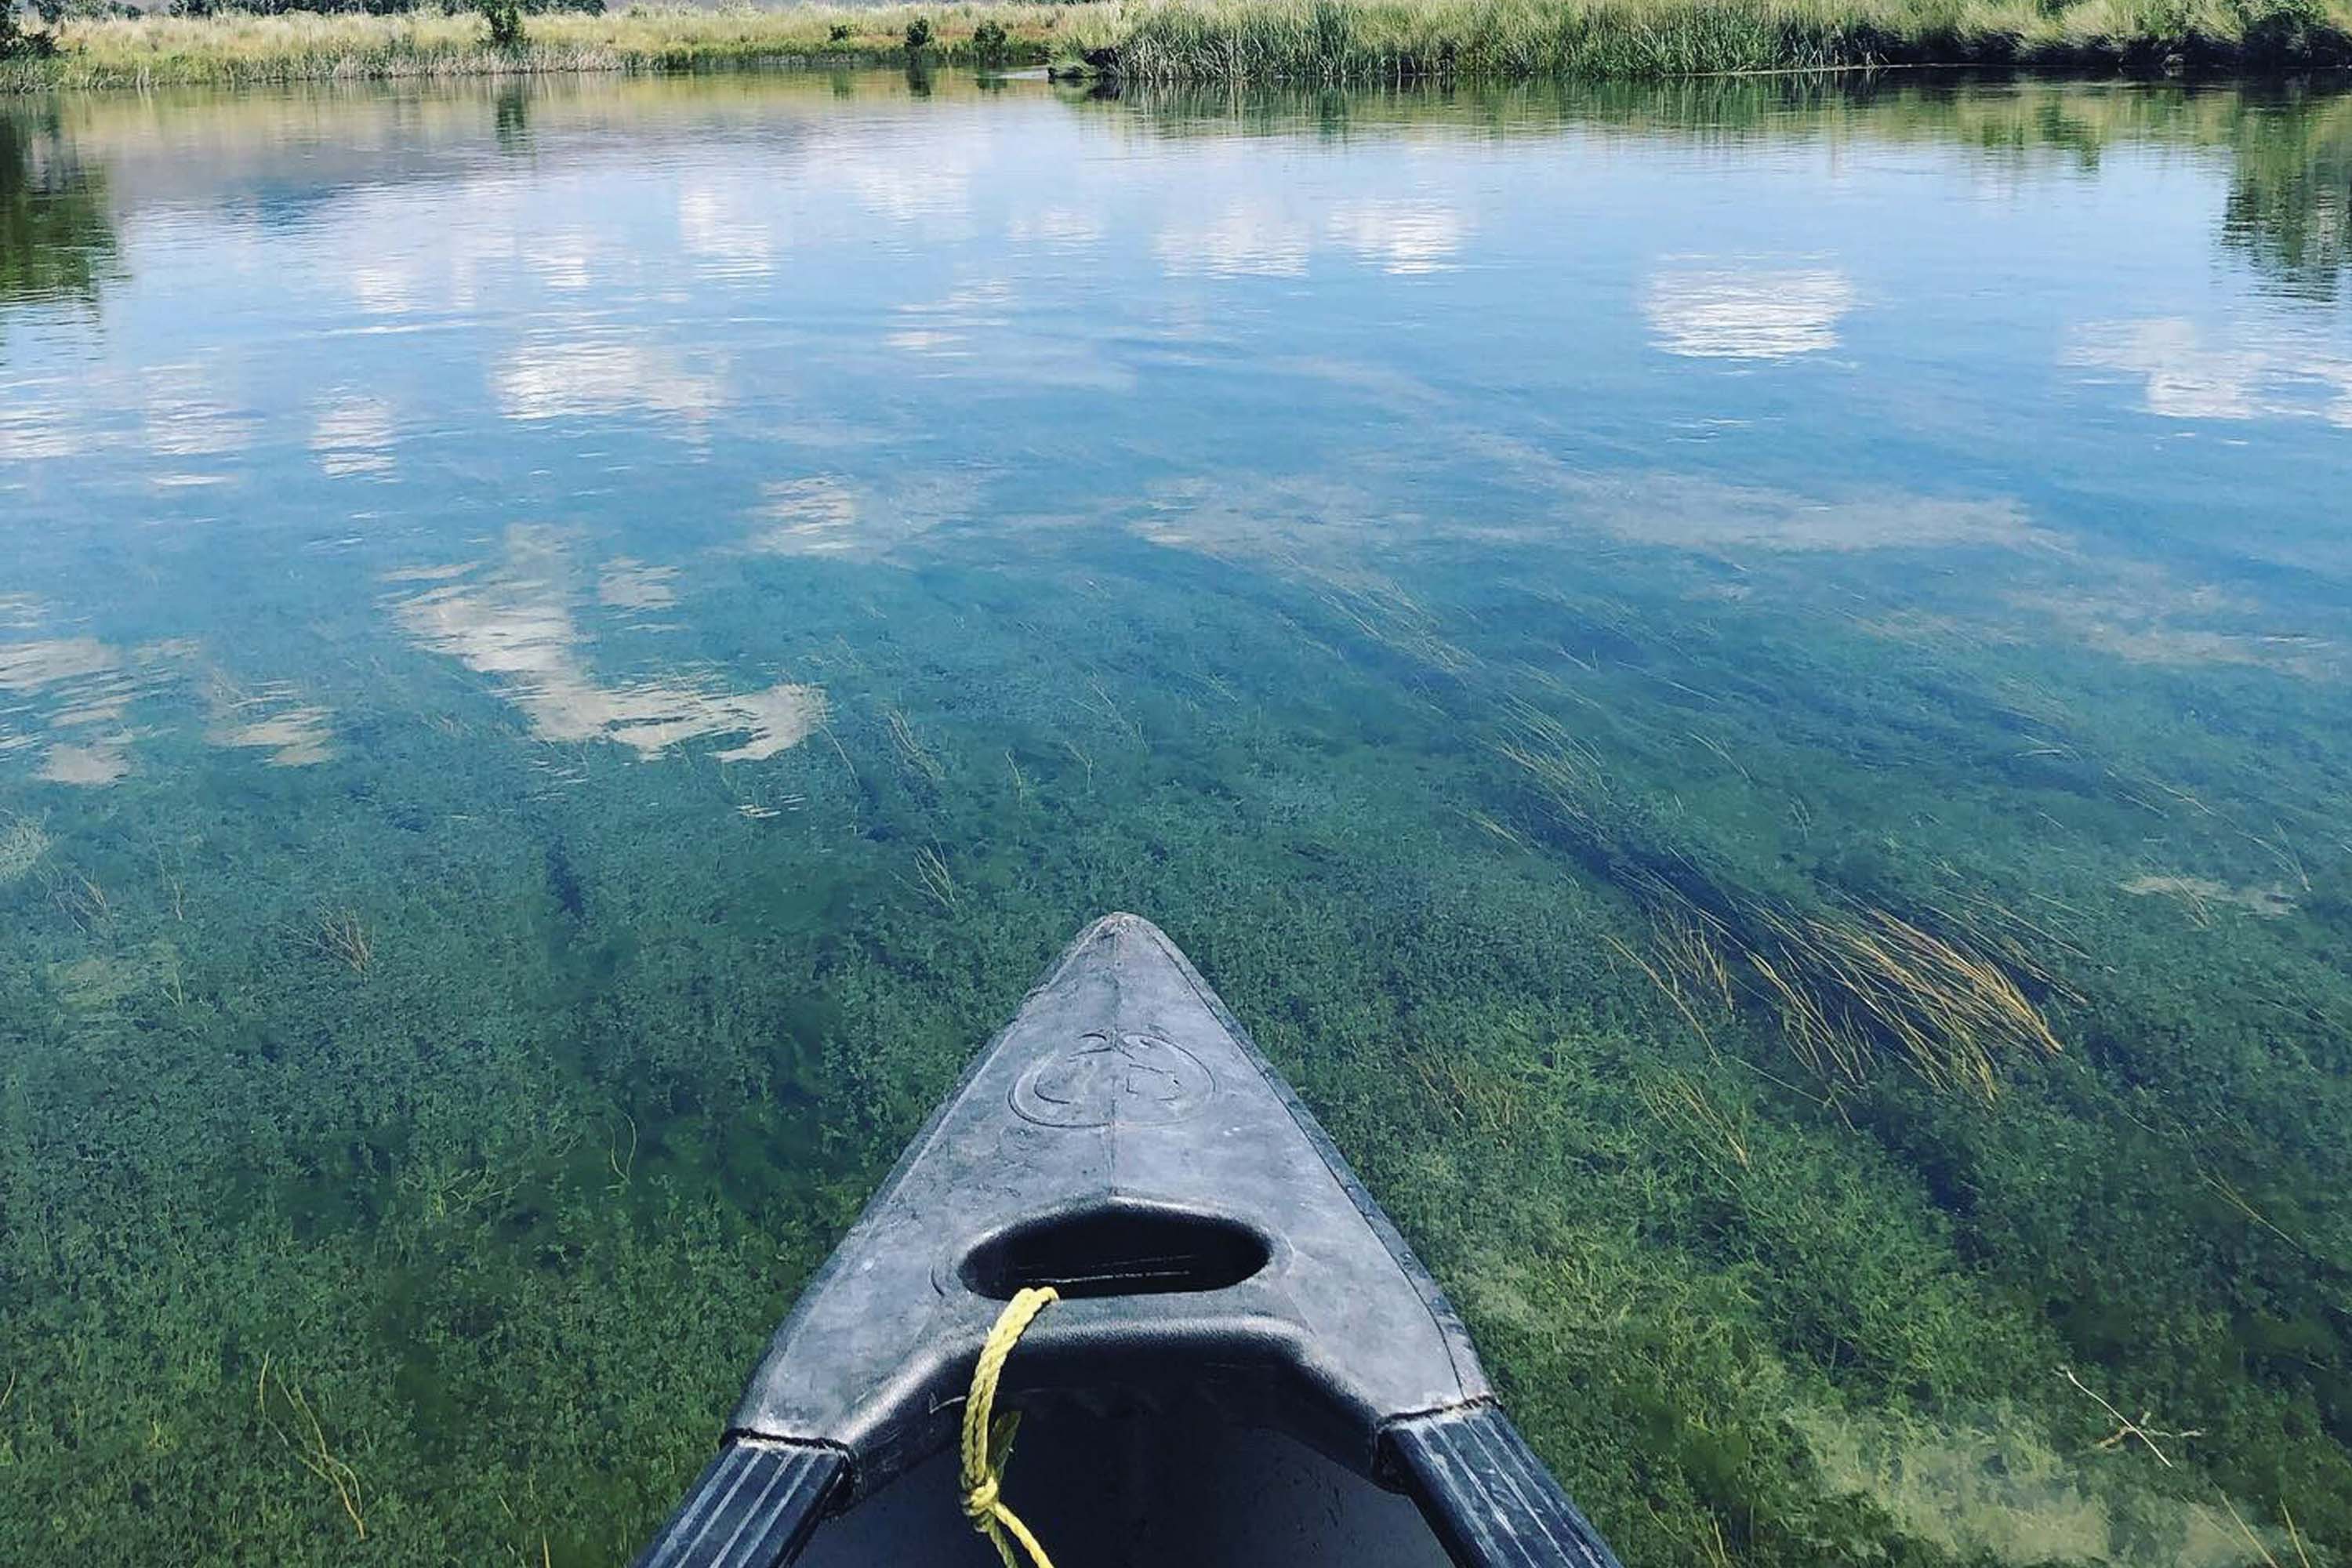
[798, 1410, 1453, 1568]
[634, 914, 1624, 1568]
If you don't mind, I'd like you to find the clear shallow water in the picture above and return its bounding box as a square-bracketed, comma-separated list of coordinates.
[3, 71, 2350, 1566]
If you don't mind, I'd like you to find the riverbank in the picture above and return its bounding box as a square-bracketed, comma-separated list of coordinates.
[0, 6, 1093, 93]
[1112, 0, 2352, 80]
[4, 0, 2351, 93]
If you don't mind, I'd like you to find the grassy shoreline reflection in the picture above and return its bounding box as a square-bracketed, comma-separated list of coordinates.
[0, 107, 115, 310]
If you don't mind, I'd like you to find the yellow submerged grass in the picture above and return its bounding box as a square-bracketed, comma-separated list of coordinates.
[1746, 904, 2062, 1100]
[256, 1354, 366, 1539]
[1493, 713, 2064, 1100]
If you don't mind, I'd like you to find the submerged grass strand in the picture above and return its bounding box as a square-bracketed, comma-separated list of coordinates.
[1490, 712, 2063, 1100]
[256, 1356, 367, 1541]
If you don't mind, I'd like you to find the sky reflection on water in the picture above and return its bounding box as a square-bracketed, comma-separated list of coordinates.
[5, 74, 2351, 783]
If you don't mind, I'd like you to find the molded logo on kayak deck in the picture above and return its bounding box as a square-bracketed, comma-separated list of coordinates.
[1012, 1029, 1216, 1127]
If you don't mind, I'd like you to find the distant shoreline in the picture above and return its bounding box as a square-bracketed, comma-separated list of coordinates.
[0, 6, 1083, 94]
[5, 0, 2350, 96]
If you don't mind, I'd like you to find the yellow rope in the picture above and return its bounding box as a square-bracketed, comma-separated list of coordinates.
[960, 1286, 1060, 1568]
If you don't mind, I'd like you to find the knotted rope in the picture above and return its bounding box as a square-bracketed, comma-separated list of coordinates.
[960, 1286, 1061, 1568]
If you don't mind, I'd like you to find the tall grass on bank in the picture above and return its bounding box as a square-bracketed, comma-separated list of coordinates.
[1111, 0, 2352, 82]
[0, 5, 1098, 93]
[6, 0, 2352, 92]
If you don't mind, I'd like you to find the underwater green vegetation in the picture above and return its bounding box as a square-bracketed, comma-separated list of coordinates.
[5, 514, 2349, 1566]
[2, 67, 2350, 1568]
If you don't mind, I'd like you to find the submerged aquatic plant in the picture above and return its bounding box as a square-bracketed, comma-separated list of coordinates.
[0, 813, 48, 883]
[1742, 903, 2061, 1099]
[1489, 699, 2067, 1102]
[256, 1356, 366, 1540]
[1639, 1069, 1752, 1164]
[910, 843, 960, 913]
[310, 906, 373, 975]
[887, 707, 947, 786]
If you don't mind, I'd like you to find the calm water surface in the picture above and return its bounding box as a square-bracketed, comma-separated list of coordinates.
[3, 72, 2350, 1567]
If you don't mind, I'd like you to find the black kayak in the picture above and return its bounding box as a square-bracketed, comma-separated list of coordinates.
[632, 913, 1625, 1568]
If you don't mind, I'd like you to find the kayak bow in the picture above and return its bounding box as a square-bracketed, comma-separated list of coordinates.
[633, 913, 1625, 1568]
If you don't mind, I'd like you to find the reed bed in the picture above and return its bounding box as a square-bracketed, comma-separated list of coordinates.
[1109, 0, 2352, 82]
[5, 0, 2349, 92]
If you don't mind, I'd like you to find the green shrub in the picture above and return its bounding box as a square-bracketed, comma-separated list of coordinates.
[0, 2, 58, 55]
[2230, 0, 2352, 63]
[480, 0, 523, 48]
[973, 15, 1009, 60]
[903, 13, 931, 50]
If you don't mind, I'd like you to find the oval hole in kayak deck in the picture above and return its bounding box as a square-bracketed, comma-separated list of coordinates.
[961, 1206, 1270, 1300]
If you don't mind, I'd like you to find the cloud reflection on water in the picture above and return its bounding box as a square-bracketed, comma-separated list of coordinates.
[678, 179, 781, 281]
[205, 690, 338, 767]
[312, 394, 397, 477]
[2067, 317, 2352, 426]
[392, 526, 824, 762]
[495, 340, 728, 430]
[0, 633, 193, 786]
[1157, 203, 1312, 278]
[0, 383, 88, 462]
[1645, 266, 1855, 359]
[1325, 201, 1467, 274]
[750, 477, 861, 555]
[141, 361, 253, 460]
[1007, 208, 1106, 249]
[596, 558, 679, 612]
[0, 630, 345, 782]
